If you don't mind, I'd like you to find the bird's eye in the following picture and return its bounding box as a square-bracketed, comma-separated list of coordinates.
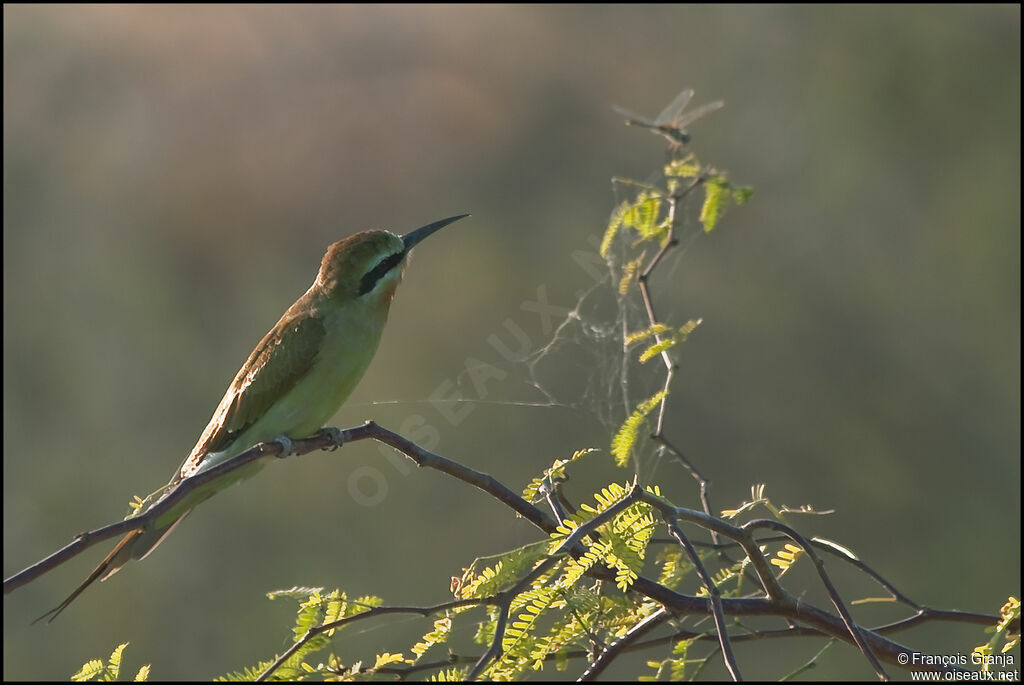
[358, 251, 405, 295]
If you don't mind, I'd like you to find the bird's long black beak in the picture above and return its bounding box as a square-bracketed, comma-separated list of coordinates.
[403, 214, 470, 252]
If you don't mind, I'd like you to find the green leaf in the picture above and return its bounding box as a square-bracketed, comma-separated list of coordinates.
[625, 323, 670, 346]
[733, 186, 754, 204]
[665, 156, 702, 178]
[412, 616, 453, 660]
[373, 652, 408, 669]
[627, 193, 663, 240]
[700, 177, 729, 233]
[600, 201, 630, 257]
[71, 659, 104, 682]
[632, 320, 701, 364]
[638, 337, 676, 364]
[71, 643, 149, 683]
[657, 547, 689, 589]
[460, 544, 550, 600]
[267, 586, 324, 601]
[107, 643, 127, 680]
[429, 667, 469, 681]
[292, 590, 326, 642]
[501, 587, 557, 660]
[619, 256, 644, 294]
[610, 391, 667, 466]
[522, 449, 596, 502]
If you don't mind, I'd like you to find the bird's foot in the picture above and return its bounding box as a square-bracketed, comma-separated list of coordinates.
[272, 435, 294, 458]
[317, 426, 344, 451]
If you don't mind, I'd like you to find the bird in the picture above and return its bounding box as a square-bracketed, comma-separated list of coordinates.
[37, 213, 469, 622]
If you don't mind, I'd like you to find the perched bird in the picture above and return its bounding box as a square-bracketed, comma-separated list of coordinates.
[38, 214, 469, 621]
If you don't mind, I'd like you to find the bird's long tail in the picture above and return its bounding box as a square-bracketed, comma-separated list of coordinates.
[33, 529, 141, 624]
[34, 510, 191, 623]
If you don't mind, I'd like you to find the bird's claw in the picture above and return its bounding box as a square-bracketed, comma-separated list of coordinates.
[273, 435, 294, 458]
[318, 426, 344, 451]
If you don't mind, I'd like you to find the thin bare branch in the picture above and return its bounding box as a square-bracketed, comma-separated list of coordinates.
[579, 607, 668, 681]
[744, 518, 889, 680]
[5, 421, 558, 596]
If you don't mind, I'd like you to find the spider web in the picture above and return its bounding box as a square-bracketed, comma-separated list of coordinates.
[429, 173, 709, 488]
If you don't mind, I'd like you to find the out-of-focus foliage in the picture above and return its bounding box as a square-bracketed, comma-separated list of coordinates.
[4, 5, 1018, 681]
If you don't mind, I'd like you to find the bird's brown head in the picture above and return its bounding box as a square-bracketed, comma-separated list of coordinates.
[316, 214, 469, 303]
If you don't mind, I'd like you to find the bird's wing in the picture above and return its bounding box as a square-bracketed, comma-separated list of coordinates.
[174, 305, 327, 481]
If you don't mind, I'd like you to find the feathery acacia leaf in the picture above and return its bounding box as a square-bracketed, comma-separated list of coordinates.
[619, 255, 644, 294]
[625, 323, 670, 346]
[611, 391, 667, 466]
[600, 201, 631, 258]
[665, 155, 702, 178]
[522, 448, 596, 502]
[72, 643, 150, 683]
[700, 177, 729, 232]
[412, 617, 452, 660]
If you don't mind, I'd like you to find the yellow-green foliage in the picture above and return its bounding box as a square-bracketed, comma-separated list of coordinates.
[665, 155, 702, 178]
[640, 638, 693, 681]
[700, 177, 729, 233]
[223, 588, 384, 681]
[974, 596, 1021, 668]
[127, 495, 146, 516]
[624, 323, 671, 346]
[619, 255, 644, 294]
[635, 318, 701, 364]
[720, 483, 790, 521]
[237, 475, 670, 682]
[548, 483, 652, 591]
[412, 616, 453, 660]
[770, 543, 805, 575]
[283, 588, 350, 641]
[528, 586, 600, 671]
[429, 667, 470, 681]
[657, 547, 690, 589]
[637, 337, 676, 363]
[522, 448, 596, 502]
[72, 643, 149, 682]
[458, 542, 550, 599]
[610, 390, 667, 466]
[557, 538, 611, 588]
[600, 191, 667, 258]
[600, 200, 630, 258]
[700, 175, 754, 233]
[608, 502, 656, 589]
[629, 192, 666, 241]
[469, 482, 659, 677]
[501, 586, 559, 665]
[73, 658, 104, 681]
[373, 652, 407, 670]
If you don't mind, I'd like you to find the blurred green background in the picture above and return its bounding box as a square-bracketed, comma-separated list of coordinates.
[4, 5, 1019, 680]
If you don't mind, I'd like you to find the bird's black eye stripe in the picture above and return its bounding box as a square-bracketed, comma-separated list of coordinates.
[358, 251, 405, 295]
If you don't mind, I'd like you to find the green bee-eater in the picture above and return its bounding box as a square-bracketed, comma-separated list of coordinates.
[40, 214, 469, 621]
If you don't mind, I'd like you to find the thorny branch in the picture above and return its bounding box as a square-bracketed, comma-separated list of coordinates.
[4, 421, 557, 596]
[634, 175, 719, 539]
[7, 420, 1003, 680]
